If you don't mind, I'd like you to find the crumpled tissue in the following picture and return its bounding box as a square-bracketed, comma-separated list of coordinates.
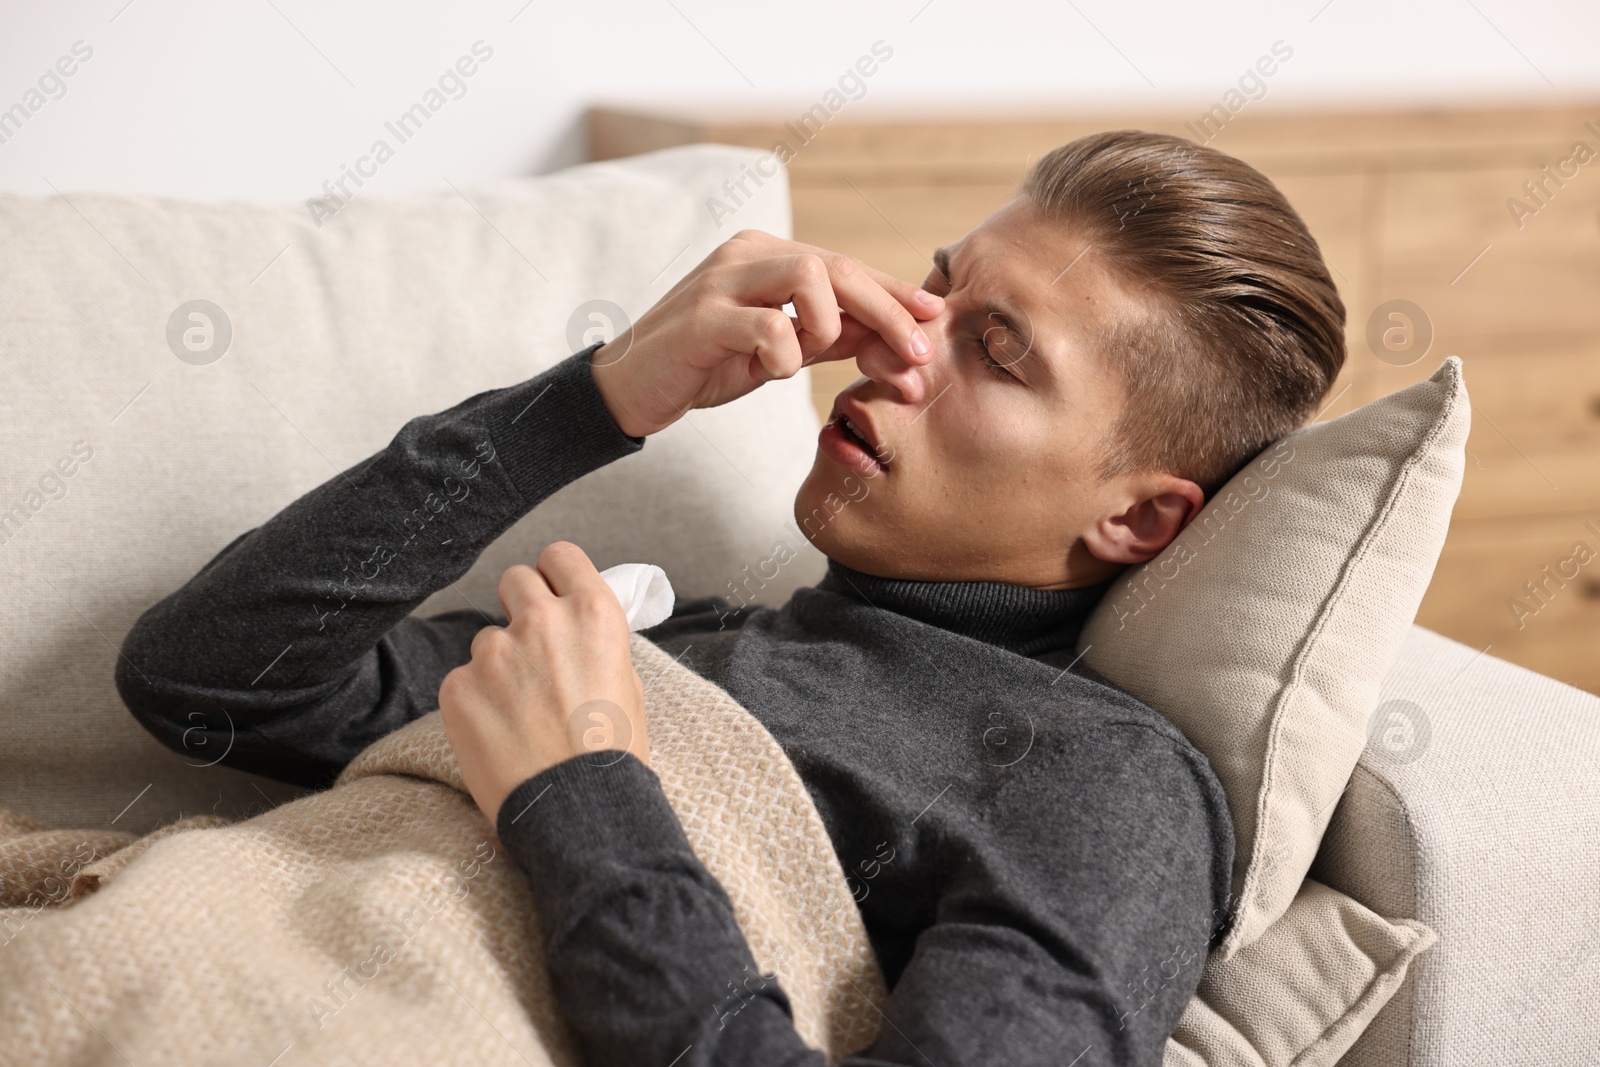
[599, 563, 676, 632]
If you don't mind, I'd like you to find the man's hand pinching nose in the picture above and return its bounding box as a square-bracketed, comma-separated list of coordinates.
[587, 229, 942, 438]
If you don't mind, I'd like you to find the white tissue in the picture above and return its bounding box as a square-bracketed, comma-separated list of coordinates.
[599, 563, 676, 631]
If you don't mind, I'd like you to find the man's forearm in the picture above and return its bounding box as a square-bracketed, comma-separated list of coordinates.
[496, 754, 835, 1067]
[115, 344, 644, 784]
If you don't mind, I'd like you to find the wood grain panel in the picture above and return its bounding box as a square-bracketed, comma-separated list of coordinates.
[1377, 164, 1600, 344]
[1370, 333, 1600, 520]
[591, 104, 1600, 179]
[1417, 512, 1600, 694]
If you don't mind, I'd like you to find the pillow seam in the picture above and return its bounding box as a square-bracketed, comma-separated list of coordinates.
[1242, 373, 1462, 947]
[1285, 895, 1430, 1067]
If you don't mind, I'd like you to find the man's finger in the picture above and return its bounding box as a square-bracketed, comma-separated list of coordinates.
[710, 305, 805, 382]
[723, 254, 843, 360]
[820, 253, 938, 366]
[812, 314, 927, 405]
[497, 563, 553, 622]
[856, 259, 945, 323]
[720, 233, 941, 361]
[535, 540, 606, 600]
[806, 313, 880, 364]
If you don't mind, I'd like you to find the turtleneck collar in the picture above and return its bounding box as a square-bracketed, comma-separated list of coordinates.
[814, 556, 1113, 659]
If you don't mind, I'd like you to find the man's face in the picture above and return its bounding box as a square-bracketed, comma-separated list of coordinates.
[793, 197, 1153, 589]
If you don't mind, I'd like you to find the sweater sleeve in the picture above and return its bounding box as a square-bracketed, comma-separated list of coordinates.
[495, 752, 830, 1067]
[115, 344, 644, 788]
[495, 720, 1229, 1067]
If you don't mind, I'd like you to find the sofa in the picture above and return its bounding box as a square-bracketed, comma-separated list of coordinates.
[0, 143, 1594, 1064]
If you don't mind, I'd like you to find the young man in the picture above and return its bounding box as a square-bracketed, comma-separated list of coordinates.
[116, 130, 1345, 1066]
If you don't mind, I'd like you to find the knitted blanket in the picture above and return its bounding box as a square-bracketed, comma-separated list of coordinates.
[0, 633, 886, 1066]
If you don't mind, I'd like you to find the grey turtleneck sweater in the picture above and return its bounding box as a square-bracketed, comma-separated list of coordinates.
[116, 345, 1235, 1067]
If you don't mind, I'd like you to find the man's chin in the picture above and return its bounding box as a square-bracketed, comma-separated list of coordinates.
[792, 469, 874, 557]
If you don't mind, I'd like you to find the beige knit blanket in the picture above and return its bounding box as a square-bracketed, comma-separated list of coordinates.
[0, 634, 887, 1066]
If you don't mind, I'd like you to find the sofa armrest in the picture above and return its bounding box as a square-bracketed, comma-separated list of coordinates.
[1310, 625, 1600, 1067]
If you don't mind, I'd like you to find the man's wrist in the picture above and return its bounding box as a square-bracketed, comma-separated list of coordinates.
[494, 752, 698, 919]
[588, 339, 649, 439]
[483, 346, 645, 502]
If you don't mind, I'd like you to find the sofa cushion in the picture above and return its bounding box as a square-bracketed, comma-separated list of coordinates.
[1166, 878, 1437, 1067]
[0, 144, 826, 833]
[1078, 357, 1469, 959]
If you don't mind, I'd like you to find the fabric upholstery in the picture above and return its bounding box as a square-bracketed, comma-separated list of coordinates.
[1314, 625, 1600, 1067]
[0, 144, 826, 834]
[1168, 879, 1435, 1067]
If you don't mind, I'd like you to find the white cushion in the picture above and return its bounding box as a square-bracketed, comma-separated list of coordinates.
[0, 144, 826, 833]
[1079, 357, 1469, 959]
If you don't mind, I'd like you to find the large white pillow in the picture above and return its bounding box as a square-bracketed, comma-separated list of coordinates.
[0, 145, 826, 833]
[1079, 357, 1469, 959]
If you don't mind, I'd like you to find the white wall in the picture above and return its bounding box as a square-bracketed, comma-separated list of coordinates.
[1, 0, 1596, 205]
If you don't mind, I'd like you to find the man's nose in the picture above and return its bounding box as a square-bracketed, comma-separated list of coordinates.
[853, 317, 948, 406]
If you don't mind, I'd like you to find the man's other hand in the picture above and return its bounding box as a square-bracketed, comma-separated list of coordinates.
[588, 229, 944, 438]
[439, 541, 649, 828]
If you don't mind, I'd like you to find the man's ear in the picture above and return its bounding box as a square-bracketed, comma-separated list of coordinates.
[1082, 472, 1205, 565]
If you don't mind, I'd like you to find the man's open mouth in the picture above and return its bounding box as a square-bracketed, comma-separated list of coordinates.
[819, 413, 889, 474]
[837, 415, 873, 454]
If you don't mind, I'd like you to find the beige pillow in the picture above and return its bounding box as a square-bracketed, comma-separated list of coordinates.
[1079, 357, 1469, 958]
[1165, 879, 1437, 1067]
[0, 145, 826, 834]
